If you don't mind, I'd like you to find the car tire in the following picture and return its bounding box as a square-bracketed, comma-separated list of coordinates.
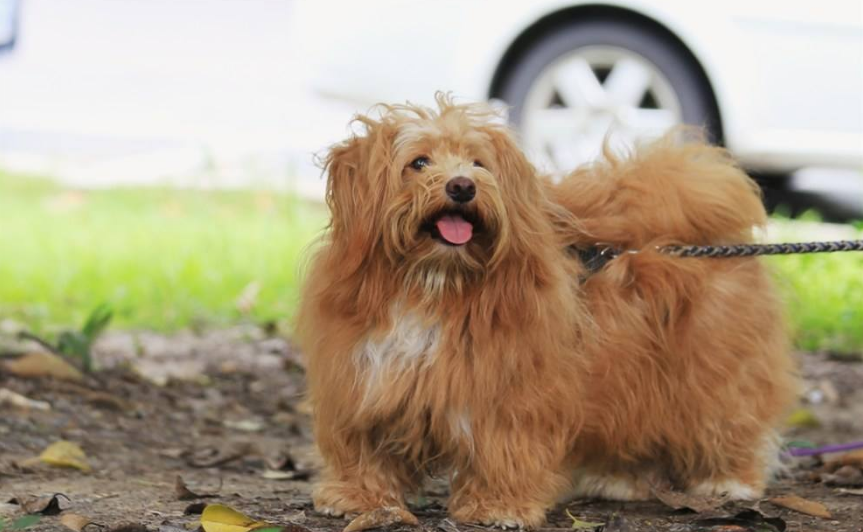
[497, 18, 722, 163]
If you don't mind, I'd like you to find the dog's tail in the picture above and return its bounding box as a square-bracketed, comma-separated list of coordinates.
[550, 132, 767, 249]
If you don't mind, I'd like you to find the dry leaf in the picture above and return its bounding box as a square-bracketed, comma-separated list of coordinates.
[223, 419, 264, 433]
[159, 448, 187, 459]
[0, 502, 20, 518]
[200, 504, 270, 532]
[261, 471, 294, 481]
[60, 513, 94, 532]
[187, 444, 252, 468]
[3, 352, 83, 381]
[265, 452, 296, 471]
[825, 449, 863, 471]
[0, 388, 51, 410]
[768, 495, 831, 518]
[343, 507, 419, 532]
[175, 476, 220, 500]
[261, 470, 310, 481]
[39, 441, 92, 472]
[821, 464, 863, 487]
[10, 493, 69, 515]
[650, 481, 729, 513]
[836, 488, 863, 496]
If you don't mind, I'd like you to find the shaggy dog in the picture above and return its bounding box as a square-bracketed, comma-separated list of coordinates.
[296, 94, 796, 528]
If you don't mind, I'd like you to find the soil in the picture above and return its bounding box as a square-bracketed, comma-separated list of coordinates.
[1, 326, 861, 532]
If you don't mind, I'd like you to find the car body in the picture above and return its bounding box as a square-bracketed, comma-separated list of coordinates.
[0, 0, 19, 52]
[293, 0, 863, 174]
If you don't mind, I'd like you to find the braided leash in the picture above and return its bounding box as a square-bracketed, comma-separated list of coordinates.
[576, 240, 863, 276]
[660, 239, 863, 258]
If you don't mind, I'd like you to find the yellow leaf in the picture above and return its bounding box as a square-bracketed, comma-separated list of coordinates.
[39, 441, 92, 472]
[785, 408, 820, 428]
[769, 495, 832, 518]
[200, 504, 271, 532]
[3, 352, 83, 381]
[565, 509, 604, 530]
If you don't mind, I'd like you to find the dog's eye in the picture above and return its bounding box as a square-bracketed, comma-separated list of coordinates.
[410, 156, 430, 171]
[473, 160, 484, 168]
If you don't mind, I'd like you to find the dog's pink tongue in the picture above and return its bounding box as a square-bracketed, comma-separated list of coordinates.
[436, 214, 473, 245]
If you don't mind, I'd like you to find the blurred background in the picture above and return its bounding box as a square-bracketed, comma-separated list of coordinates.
[0, 0, 861, 355]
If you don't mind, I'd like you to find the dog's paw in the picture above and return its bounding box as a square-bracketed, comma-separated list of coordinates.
[314, 505, 346, 517]
[313, 481, 403, 519]
[451, 504, 545, 530]
[481, 517, 526, 530]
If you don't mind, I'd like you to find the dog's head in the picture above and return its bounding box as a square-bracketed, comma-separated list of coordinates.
[324, 94, 550, 284]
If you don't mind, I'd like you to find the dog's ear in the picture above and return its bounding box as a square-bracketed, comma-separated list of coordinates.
[483, 125, 538, 194]
[323, 117, 394, 276]
[481, 124, 557, 262]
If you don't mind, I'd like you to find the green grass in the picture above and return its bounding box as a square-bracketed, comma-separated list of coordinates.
[0, 170, 326, 332]
[0, 170, 860, 355]
[766, 220, 863, 356]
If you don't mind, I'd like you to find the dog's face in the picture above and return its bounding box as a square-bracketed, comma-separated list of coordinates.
[325, 97, 544, 282]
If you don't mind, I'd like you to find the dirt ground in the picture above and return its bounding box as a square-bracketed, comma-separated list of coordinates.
[1, 326, 861, 532]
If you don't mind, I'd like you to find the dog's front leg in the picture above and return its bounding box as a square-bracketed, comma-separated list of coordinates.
[313, 428, 418, 517]
[448, 423, 569, 529]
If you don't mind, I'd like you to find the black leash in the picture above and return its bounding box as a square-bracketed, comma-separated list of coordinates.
[576, 239, 863, 277]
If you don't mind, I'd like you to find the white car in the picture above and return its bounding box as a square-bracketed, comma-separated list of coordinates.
[294, 0, 863, 177]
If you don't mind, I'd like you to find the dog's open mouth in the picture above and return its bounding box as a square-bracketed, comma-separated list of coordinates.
[423, 210, 478, 246]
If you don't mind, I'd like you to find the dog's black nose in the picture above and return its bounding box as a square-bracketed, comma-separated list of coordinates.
[445, 177, 476, 203]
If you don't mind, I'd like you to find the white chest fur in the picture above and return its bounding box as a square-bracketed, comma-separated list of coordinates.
[354, 311, 441, 389]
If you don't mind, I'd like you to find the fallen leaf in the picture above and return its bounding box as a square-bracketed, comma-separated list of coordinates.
[0, 389, 51, 411]
[768, 495, 831, 518]
[3, 352, 83, 381]
[825, 449, 863, 471]
[836, 488, 863, 496]
[691, 509, 786, 532]
[650, 481, 729, 513]
[565, 509, 603, 530]
[785, 408, 821, 429]
[261, 470, 310, 481]
[0, 502, 20, 518]
[158, 448, 187, 459]
[343, 507, 419, 532]
[200, 504, 270, 532]
[10, 493, 70, 515]
[261, 471, 294, 481]
[265, 452, 296, 472]
[821, 464, 863, 487]
[223, 419, 264, 433]
[187, 444, 252, 469]
[436, 519, 460, 532]
[39, 441, 91, 472]
[175, 476, 220, 501]
[60, 513, 93, 532]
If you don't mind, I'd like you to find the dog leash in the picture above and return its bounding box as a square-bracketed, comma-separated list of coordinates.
[575, 239, 863, 277]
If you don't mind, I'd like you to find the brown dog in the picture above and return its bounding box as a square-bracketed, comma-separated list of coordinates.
[296, 94, 796, 528]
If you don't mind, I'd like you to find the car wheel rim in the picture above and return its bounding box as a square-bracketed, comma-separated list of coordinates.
[520, 46, 683, 174]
